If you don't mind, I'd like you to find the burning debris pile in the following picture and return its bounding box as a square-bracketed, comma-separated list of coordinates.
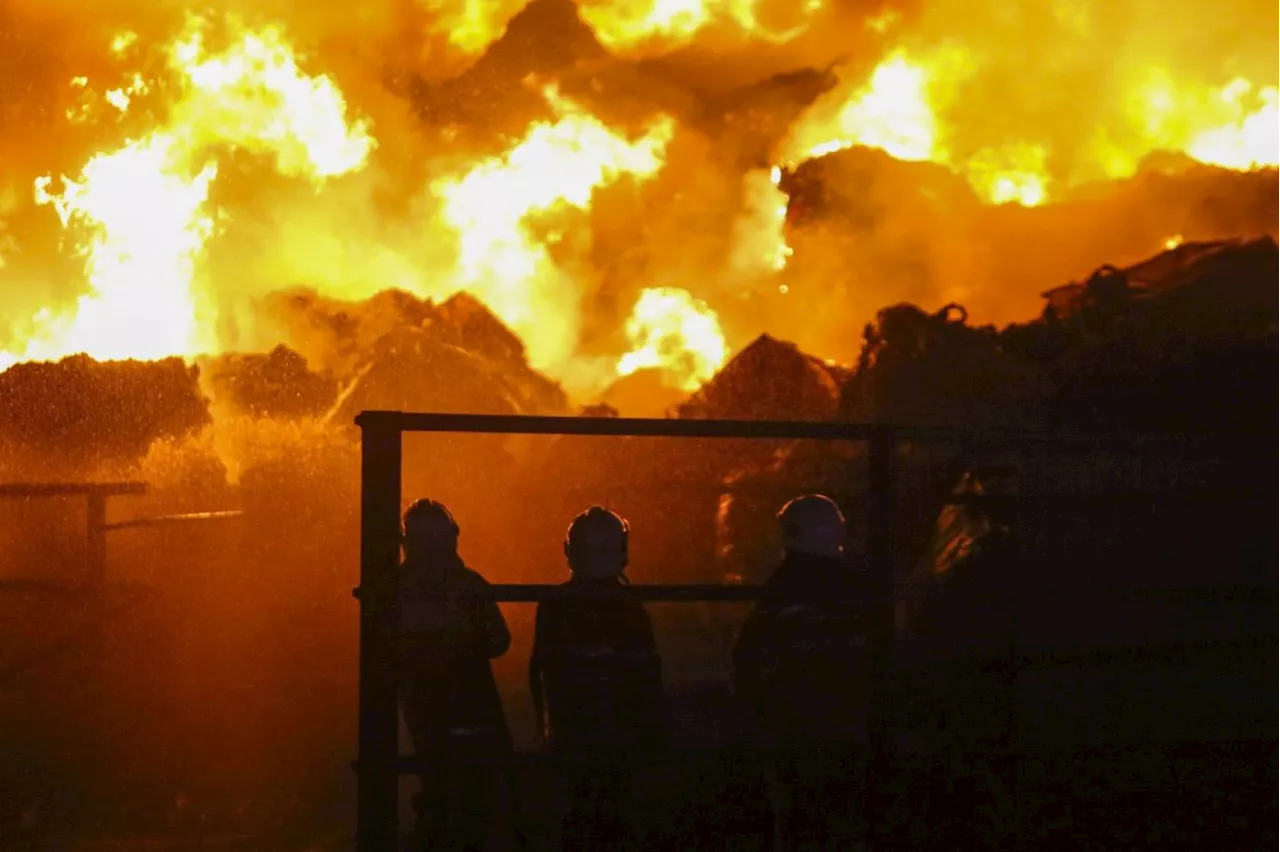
[0, 356, 208, 474]
[0, 0, 1275, 399]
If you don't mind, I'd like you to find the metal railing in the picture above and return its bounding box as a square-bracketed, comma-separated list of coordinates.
[0, 483, 243, 683]
[352, 410, 1276, 852]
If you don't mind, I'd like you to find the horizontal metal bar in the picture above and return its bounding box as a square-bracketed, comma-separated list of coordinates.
[362, 738, 1275, 774]
[356, 411, 1277, 450]
[494, 583, 763, 602]
[368, 582, 1277, 605]
[0, 578, 156, 597]
[104, 510, 245, 531]
[374, 748, 873, 775]
[362, 584, 766, 603]
[0, 481, 147, 498]
[359, 411, 876, 441]
[943, 487, 1278, 507]
[895, 633, 1277, 673]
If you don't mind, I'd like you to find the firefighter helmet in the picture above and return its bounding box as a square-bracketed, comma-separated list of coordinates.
[777, 494, 846, 558]
[564, 506, 629, 579]
[402, 498, 460, 554]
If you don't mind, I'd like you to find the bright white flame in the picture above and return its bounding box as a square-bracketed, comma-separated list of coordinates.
[617, 287, 727, 391]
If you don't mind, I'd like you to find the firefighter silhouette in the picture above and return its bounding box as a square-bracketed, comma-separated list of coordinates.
[397, 499, 512, 851]
[529, 506, 666, 851]
[732, 495, 868, 851]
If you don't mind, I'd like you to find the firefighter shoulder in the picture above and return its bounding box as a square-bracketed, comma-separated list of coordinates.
[732, 495, 866, 743]
[398, 498, 510, 662]
[530, 507, 666, 750]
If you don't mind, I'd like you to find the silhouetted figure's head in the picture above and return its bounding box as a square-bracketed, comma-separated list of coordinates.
[777, 494, 846, 559]
[402, 498, 460, 562]
[564, 506, 629, 580]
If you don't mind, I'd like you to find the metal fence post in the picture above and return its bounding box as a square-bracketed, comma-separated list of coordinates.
[85, 493, 108, 585]
[84, 492, 109, 799]
[356, 412, 403, 852]
[864, 424, 896, 850]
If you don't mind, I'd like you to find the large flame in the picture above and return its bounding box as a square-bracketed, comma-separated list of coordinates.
[1, 15, 374, 370]
[434, 84, 676, 372]
[1183, 81, 1278, 170]
[785, 50, 955, 165]
[579, 0, 824, 54]
[25, 141, 218, 365]
[780, 40, 1278, 208]
[0, 0, 1275, 401]
[728, 168, 792, 275]
[617, 287, 728, 390]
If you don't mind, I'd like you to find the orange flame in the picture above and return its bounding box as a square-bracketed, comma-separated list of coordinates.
[780, 39, 1277, 208]
[579, 0, 824, 54]
[1, 16, 375, 370]
[434, 85, 676, 373]
[617, 287, 728, 390]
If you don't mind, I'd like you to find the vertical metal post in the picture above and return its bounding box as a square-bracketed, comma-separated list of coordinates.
[864, 425, 895, 850]
[356, 412, 403, 852]
[85, 494, 108, 586]
[84, 492, 110, 797]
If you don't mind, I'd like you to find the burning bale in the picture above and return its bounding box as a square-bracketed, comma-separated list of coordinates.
[677, 333, 844, 422]
[0, 355, 208, 476]
[256, 289, 441, 378]
[778, 145, 980, 233]
[331, 327, 526, 421]
[434, 292, 569, 415]
[261, 287, 570, 421]
[199, 345, 337, 420]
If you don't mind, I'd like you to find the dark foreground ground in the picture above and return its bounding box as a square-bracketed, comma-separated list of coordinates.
[31, 738, 1276, 852]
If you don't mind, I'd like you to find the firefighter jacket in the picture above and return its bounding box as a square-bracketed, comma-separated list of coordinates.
[529, 577, 666, 751]
[397, 554, 511, 744]
[732, 552, 867, 745]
